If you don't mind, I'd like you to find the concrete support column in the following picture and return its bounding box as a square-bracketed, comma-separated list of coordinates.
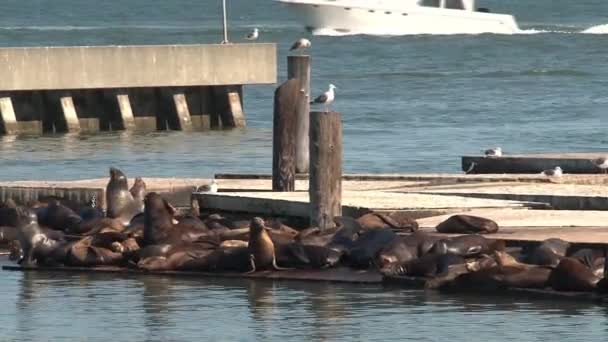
[116, 92, 136, 130]
[212, 85, 246, 128]
[59, 95, 81, 133]
[0, 96, 18, 134]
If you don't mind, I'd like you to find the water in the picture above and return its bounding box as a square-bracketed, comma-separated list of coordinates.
[0, 0, 607, 180]
[1, 1, 608, 339]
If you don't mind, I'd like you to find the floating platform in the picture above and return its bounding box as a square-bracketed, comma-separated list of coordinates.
[0, 177, 210, 210]
[462, 153, 608, 174]
[1, 264, 382, 284]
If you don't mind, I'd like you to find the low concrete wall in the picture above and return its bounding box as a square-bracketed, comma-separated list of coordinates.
[0, 44, 277, 91]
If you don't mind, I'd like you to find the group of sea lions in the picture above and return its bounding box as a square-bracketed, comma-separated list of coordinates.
[1, 169, 607, 295]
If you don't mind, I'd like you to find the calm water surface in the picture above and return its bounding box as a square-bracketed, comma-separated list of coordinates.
[1, 1, 608, 340]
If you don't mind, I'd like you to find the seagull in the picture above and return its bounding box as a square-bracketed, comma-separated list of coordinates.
[483, 147, 502, 158]
[592, 157, 608, 174]
[245, 28, 259, 41]
[310, 84, 336, 112]
[290, 38, 311, 55]
[541, 166, 563, 177]
[198, 179, 218, 193]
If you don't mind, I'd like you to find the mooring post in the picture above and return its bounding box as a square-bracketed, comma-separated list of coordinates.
[0, 95, 19, 135]
[309, 111, 343, 230]
[272, 79, 300, 191]
[287, 55, 311, 174]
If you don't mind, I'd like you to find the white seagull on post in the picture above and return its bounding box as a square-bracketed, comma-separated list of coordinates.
[290, 38, 311, 55]
[311, 84, 336, 113]
[245, 28, 259, 41]
[484, 147, 502, 158]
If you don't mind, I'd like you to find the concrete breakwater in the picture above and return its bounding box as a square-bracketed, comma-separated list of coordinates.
[0, 43, 277, 134]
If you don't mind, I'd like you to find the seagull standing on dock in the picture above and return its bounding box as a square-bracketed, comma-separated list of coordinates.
[245, 28, 259, 41]
[592, 157, 608, 174]
[541, 166, 563, 177]
[290, 38, 311, 55]
[311, 84, 336, 112]
[198, 179, 218, 193]
[483, 147, 502, 158]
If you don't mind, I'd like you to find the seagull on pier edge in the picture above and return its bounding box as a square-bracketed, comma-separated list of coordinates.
[310, 84, 336, 112]
[592, 157, 608, 174]
[198, 179, 218, 193]
[245, 28, 259, 41]
[483, 147, 503, 158]
[290, 38, 311, 55]
[541, 166, 563, 177]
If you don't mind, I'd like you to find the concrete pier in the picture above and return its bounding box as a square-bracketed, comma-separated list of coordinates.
[0, 44, 277, 135]
[462, 153, 608, 174]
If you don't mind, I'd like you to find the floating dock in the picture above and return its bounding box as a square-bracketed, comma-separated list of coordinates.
[0, 43, 277, 134]
[462, 153, 608, 174]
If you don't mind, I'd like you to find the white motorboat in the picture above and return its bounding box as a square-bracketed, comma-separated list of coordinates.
[277, 0, 520, 35]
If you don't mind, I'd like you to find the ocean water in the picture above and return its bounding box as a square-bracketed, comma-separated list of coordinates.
[1, 2, 608, 340]
[0, 0, 606, 180]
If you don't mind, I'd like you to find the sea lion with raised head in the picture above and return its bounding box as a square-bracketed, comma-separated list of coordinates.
[247, 217, 290, 272]
[106, 167, 144, 225]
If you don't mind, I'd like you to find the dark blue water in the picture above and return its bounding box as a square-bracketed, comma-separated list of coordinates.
[1, 3, 608, 339]
[0, 0, 607, 180]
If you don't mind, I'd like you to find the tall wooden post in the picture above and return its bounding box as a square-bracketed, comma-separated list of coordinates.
[287, 56, 311, 174]
[309, 111, 342, 230]
[272, 79, 300, 191]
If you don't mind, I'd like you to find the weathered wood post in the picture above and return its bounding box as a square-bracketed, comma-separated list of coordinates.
[287, 56, 311, 174]
[309, 111, 342, 230]
[272, 79, 301, 191]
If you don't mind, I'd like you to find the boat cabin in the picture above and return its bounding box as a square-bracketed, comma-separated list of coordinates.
[418, 0, 476, 11]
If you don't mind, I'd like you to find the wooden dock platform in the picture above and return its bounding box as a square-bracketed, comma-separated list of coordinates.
[462, 152, 608, 174]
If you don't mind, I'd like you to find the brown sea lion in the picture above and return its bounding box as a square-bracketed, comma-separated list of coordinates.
[435, 215, 499, 234]
[548, 257, 601, 292]
[130, 177, 146, 202]
[247, 217, 290, 272]
[106, 167, 144, 225]
[568, 248, 605, 277]
[66, 237, 123, 267]
[143, 192, 212, 246]
[275, 243, 342, 269]
[523, 238, 569, 267]
[36, 200, 82, 233]
[381, 253, 466, 278]
[378, 231, 443, 269]
[356, 212, 418, 232]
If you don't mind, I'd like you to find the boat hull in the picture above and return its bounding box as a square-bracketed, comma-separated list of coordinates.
[278, 1, 520, 35]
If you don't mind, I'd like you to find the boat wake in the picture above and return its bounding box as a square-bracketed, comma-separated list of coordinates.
[582, 24, 608, 34]
[312, 24, 608, 36]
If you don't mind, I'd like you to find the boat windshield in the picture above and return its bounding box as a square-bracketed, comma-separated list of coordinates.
[418, 0, 466, 10]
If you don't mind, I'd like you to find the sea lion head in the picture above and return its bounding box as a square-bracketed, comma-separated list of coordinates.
[109, 167, 128, 186]
[493, 250, 521, 268]
[250, 217, 266, 234]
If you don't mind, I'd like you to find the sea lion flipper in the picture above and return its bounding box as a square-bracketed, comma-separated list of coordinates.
[271, 256, 294, 271]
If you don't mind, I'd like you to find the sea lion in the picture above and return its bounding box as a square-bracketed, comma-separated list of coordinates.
[523, 238, 570, 267]
[568, 248, 605, 277]
[247, 217, 290, 272]
[356, 212, 418, 232]
[429, 235, 504, 257]
[66, 237, 123, 267]
[106, 167, 144, 225]
[130, 177, 146, 202]
[16, 208, 68, 266]
[36, 200, 83, 233]
[79, 195, 104, 222]
[0, 199, 19, 227]
[548, 257, 601, 292]
[182, 246, 252, 272]
[378, 231, 443, 269]
[275, 243, 342, 269]
[347, 228, 397, 269]
[381, 253, 466, 278]
[0, 225, 18, 243]
[435, 215, 499, 234]
[143, 192, 212, 246]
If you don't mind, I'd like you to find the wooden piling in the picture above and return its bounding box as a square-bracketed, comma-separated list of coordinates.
[59, 94, 81, 132]
[0, 96, 18, 134]
[287, 56, 311, 174]
[272, 79, 300, 192]
[309, 111, 343, 230]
